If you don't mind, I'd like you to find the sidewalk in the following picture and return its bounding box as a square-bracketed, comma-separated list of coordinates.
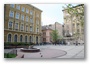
[57, 46, 84, 58]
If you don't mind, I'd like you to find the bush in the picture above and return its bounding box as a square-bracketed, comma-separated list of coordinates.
[4, 42, 35, 46]
[29, 42, 35, 45]
[4, 53, 16, 58]
[4, 42, 10, 46]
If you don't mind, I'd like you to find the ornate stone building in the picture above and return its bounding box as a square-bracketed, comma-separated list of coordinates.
[4, 4, 42, 44]
[63, 4, 84, 44]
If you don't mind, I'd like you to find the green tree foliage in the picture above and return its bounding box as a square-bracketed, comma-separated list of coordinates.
[51, 30, 59, 43]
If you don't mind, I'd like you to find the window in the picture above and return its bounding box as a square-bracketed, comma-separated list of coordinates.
[43, 32, 46, 35]
[30, 36, 33, 42]
[14, 35, 17, 42]
[20, 35, 23, 42]
[8, 21, 13, 28]
[22, 7, 25, 12]
[16, 12, 20, 19]
[20, 24, 24, 30]
[77, 29, 79, 33]
[26, 25, 28, 31]
[30, 18, 33, 23]
[26, 16, 29, 22]
[9, 11, 14, 17]
[26, 9, 29, 13]
[77, 23, 79, 27]
[43, 38, 46, 41]
[30, 10, 33, 15]
[15, 23, 18, 29]
[73, 24, 75, 26]
[16, 5, 20, 10]
[37, 28, 39, 32]
[10, 4, 15, 8]
[8, 34, 11, 42]
[21, 14, 24, 21]
[25, 36, 27, 43]
[36, 28, 39, 32]
[67, 30, 69, 35]
[30, 26, 32, 32]
[36, 36, 38, 44]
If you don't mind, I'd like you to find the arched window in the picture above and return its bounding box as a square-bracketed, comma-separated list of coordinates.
[30, 36, 33, 43]
[30, 36, 32, 42]
[36, 36, 38, 44]
[14, 34, 17, 42]
[25, 36, 27, 43]
[20, 35, 23, 42]
[8, 34, 11, 42]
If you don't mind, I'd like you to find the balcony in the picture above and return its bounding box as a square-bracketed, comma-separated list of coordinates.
[65, 33, 72, 37]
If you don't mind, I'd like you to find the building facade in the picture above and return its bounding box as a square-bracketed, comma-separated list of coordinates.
[63, 4, 84, 44]
[4, 4, 42, 44]
[41, 22, 63, 44]
[41, 26, 52, 43]
[49, 22, 63, 37]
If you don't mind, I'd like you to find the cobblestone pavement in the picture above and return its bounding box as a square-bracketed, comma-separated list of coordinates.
[16, 45, 84, 58]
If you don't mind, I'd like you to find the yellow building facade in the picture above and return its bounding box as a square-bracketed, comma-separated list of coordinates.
[4, 4, 42, 44]
[63, 4, 84, 40]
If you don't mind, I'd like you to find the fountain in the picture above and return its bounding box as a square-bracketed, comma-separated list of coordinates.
[20, 45, 40, 52]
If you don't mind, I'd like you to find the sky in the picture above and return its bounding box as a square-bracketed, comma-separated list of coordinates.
[31, 4, 77, 26]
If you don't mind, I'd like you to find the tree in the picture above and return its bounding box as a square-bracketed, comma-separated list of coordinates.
[51, 30, 59, 44]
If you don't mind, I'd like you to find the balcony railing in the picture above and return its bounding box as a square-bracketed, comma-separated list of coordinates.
[65, 33, 72, 37]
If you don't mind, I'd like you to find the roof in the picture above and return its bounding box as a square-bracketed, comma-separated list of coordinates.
[27, 4, 42, 12]
[55, 22, 62, 25]
[42, 26, 52, 31]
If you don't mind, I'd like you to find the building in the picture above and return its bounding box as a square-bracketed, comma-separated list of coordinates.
[63, 4, 84, 44]
[4, 4, 42, 44]
[49, 22, 63, 37]
[41, 26, 52, 44]
[41, 22, 63, 44]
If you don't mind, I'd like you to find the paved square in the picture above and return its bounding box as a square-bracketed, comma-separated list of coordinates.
[17, 45, 84, 58]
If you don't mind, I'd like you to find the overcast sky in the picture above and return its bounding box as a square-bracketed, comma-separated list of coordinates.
[31, 4, 78, 26]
